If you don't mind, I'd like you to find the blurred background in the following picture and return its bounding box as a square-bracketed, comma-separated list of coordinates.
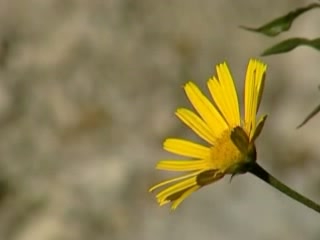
[0, 0, 319, 239]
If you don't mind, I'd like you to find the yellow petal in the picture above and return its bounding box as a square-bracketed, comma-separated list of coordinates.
[163, 138, 210, 159]
[209, 62, 240, 126]
[176, 108, 216, 145]
[156, 176, 197, 203]
[154, 169, 224, 210]
[170, 185, 199, 210]
[184, 82, 228, 138]
[207, 77, 228, 122]
[149, 170, 202, 193]
[156, 159, 208, 171]
[244, 59, 267, 138]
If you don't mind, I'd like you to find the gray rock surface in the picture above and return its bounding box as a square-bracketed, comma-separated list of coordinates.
[0, 1, 319, 239]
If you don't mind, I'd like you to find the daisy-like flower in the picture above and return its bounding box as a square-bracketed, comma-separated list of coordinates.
[149, 59, 268, 210]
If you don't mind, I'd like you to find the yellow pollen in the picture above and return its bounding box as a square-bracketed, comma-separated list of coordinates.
[210, 128, 247, 173]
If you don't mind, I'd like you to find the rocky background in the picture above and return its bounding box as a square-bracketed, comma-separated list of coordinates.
[0, 0, 319, 239]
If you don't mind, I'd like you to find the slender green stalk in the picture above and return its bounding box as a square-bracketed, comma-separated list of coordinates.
[249, 163, 320, 214]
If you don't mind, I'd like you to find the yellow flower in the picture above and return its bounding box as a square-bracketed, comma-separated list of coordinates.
[149, 59, 268, 210]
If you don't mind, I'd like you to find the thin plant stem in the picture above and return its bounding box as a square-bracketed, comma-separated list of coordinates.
[249, 163, 320, 214]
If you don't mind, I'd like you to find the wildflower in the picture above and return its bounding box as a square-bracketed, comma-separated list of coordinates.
[149, 59, 267, 210]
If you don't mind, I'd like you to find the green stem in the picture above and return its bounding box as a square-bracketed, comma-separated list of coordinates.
[249, 163, 320, 214]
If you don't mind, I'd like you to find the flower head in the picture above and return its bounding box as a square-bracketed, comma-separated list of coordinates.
[149, 59, 267, 210]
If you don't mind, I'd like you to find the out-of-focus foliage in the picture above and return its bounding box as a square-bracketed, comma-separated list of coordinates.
[241, 2, 320, 56]
[297, 103, 320, 129]
[261, 38, 320, 56]
[242, 2, 320, 127]
[240, 3, 320, 37]
[297, 87, 320, 128]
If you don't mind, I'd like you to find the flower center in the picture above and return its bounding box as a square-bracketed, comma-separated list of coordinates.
[210, 126, 256, 175]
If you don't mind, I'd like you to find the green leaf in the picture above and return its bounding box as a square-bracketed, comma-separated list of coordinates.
[240, 3, 320, 37]
[297, 86, 320, 128]
[297, 103, 320, 129]
[261, 37, 320, 56]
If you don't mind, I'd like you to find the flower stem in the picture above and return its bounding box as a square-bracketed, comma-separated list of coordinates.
[249, 163, 320, 214]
